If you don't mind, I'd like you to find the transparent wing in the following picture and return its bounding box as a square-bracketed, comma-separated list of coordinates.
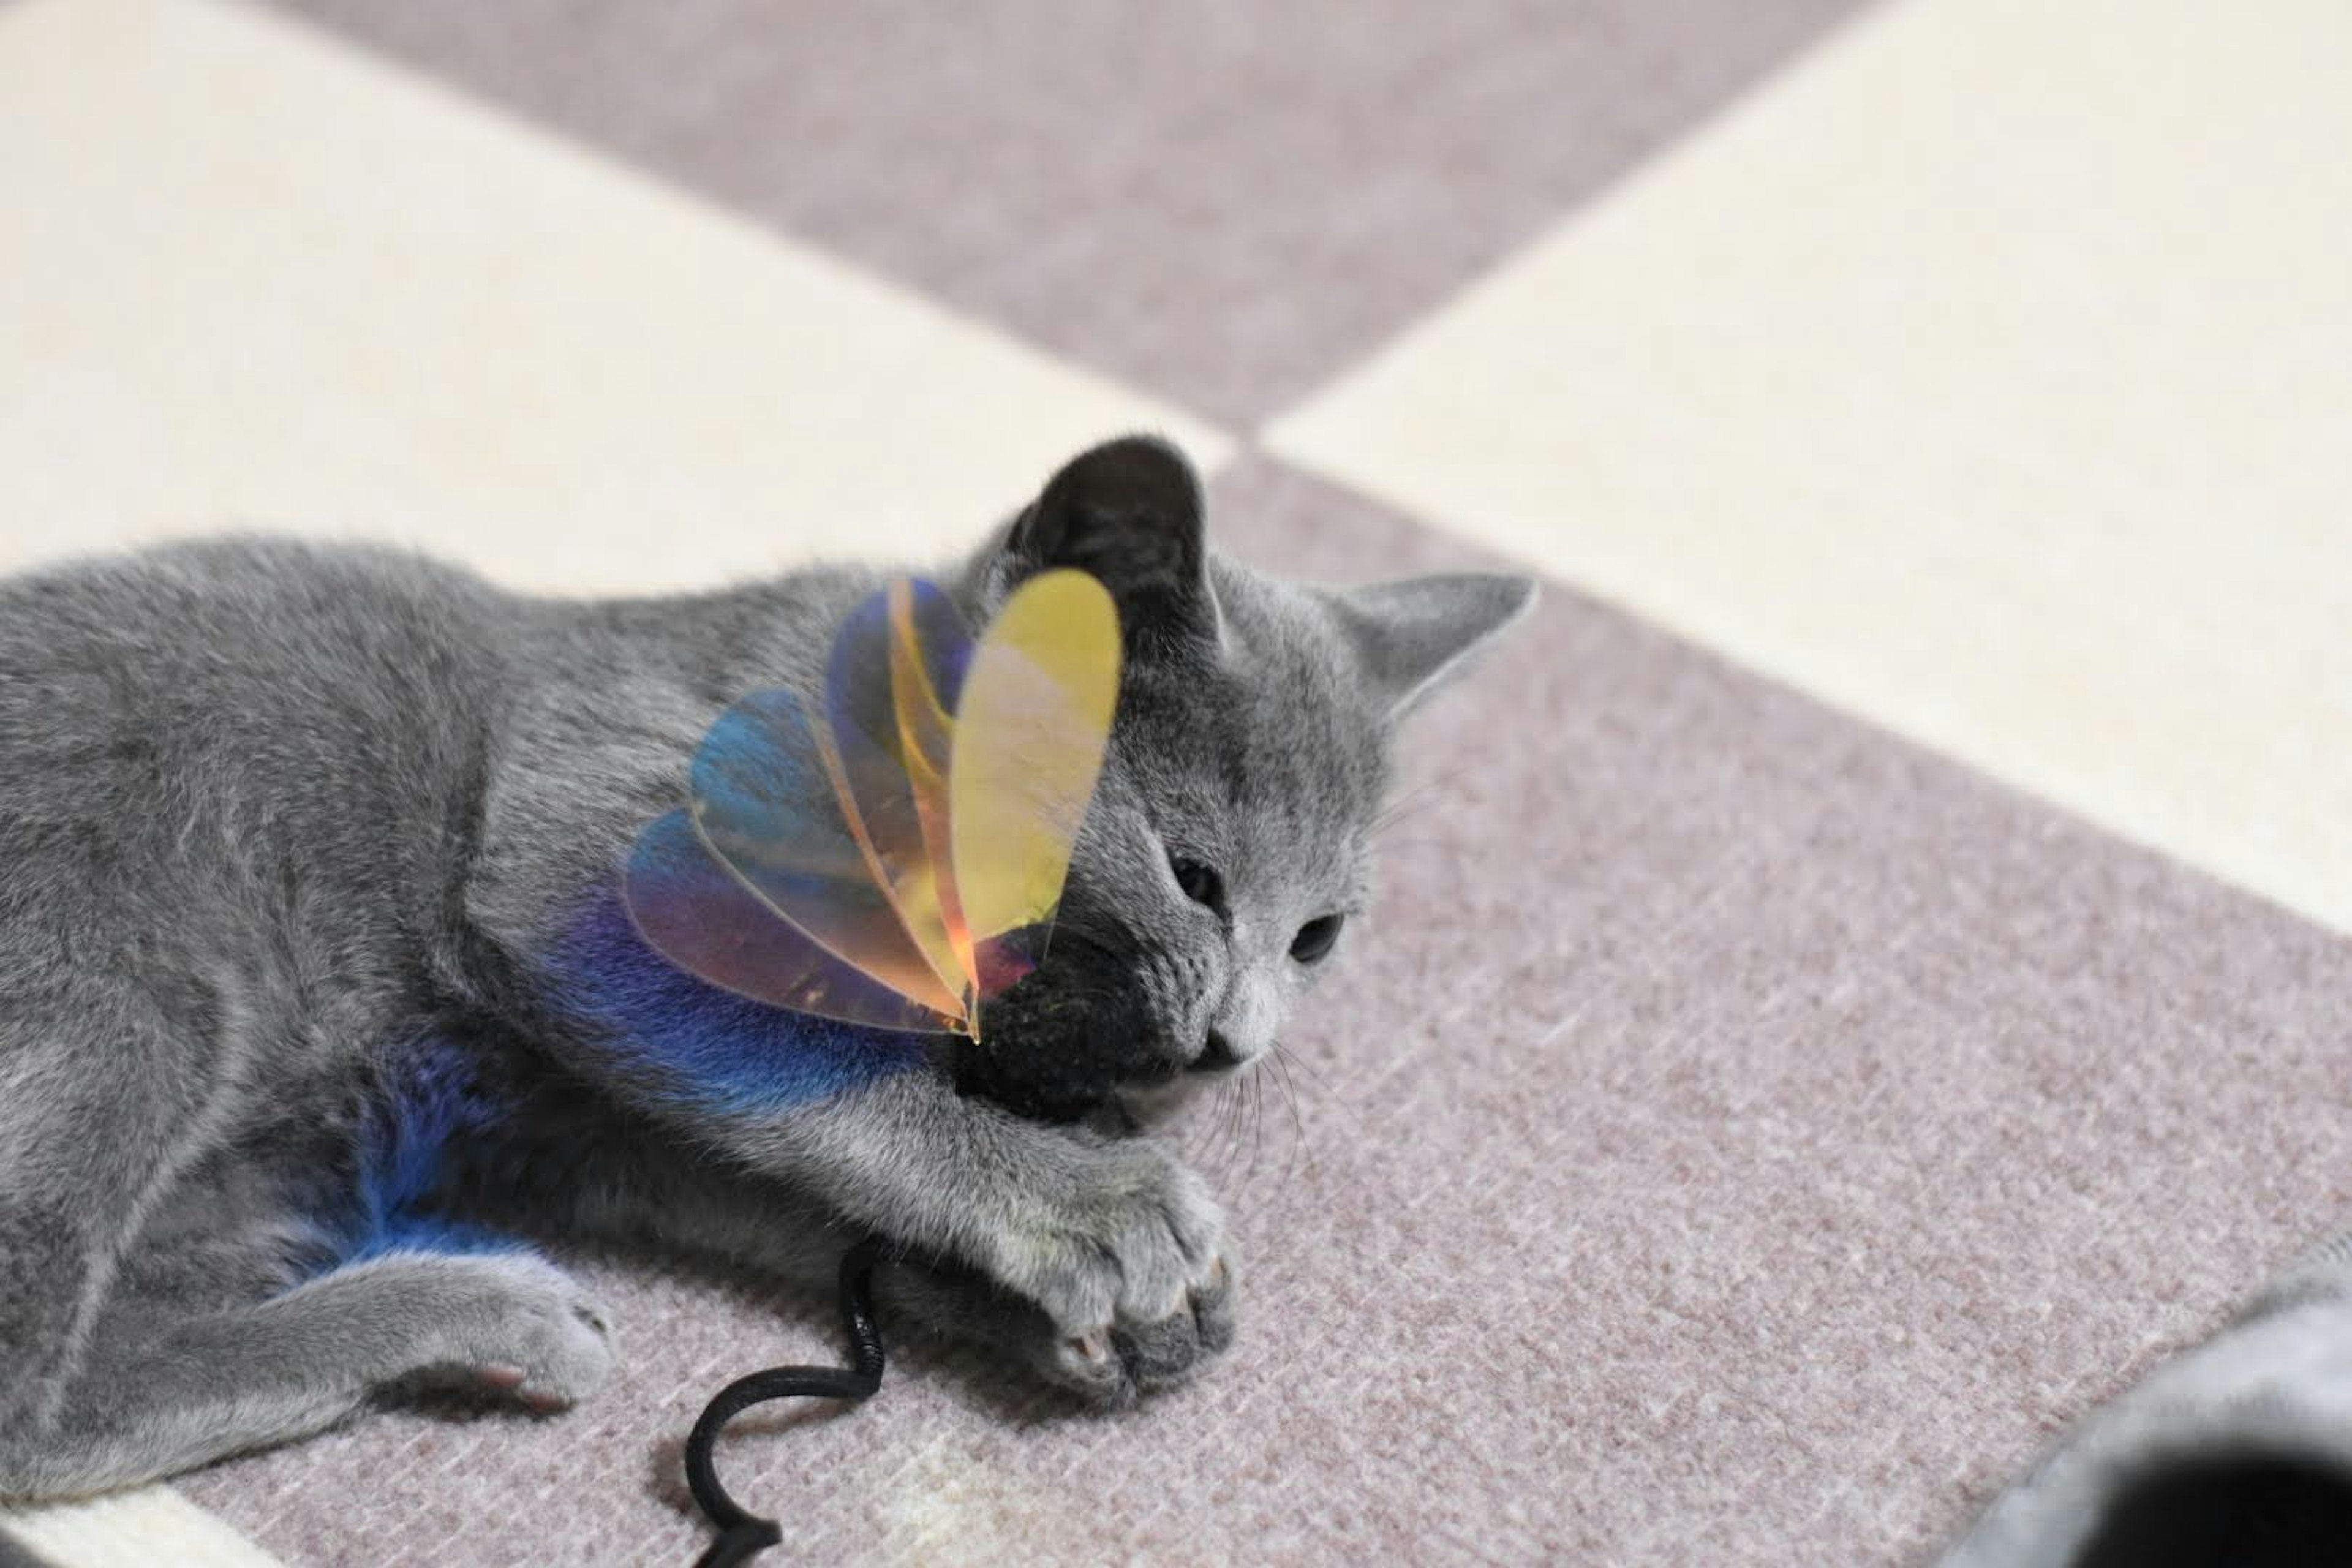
[824, 579, 973, 1005]
[622, 809, 956, 1032]
[687, 688, 967, 1021]
[948, 568, 1122, 1004]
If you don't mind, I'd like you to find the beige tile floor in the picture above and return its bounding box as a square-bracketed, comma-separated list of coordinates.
[1272, 0, 2352, 936]
[0, 0, 1229, 598]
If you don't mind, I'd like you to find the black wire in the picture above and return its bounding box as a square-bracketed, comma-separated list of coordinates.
[685, 1237, 888, 1568]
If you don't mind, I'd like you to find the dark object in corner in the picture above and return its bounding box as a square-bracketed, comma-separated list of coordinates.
[683, 1238, 887, 1568]
[2071, 1450, 2352, 1568]
[0, 1527, 62, 1568]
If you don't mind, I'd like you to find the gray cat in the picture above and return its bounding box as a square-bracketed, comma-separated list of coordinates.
[0, 435, 1531, 1500]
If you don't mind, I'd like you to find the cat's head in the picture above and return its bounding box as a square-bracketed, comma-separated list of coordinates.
[949, 436, 1533, 1121]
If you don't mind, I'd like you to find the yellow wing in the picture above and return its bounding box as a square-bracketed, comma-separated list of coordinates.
[948, 569, 1122, 1022]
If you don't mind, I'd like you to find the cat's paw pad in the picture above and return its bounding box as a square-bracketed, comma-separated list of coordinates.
[428, 1255, 617, 1414]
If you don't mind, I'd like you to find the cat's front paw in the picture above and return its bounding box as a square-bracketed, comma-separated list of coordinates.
[1050, 1250, 1237, 1405]
[402, 1253, 617, 1415]
[997, 1142, 1235, 1405]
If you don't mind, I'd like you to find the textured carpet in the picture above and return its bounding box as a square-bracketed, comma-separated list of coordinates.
[4, 0, 2351, 1562]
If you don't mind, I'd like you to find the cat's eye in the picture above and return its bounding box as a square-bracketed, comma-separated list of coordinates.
[1171, 857, 1224, 913]
[1291, 914, 1344, 963]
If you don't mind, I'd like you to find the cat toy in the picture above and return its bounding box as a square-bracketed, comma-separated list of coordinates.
[680, 1238, 886, 1568]
[623, 570, 1122, 1565]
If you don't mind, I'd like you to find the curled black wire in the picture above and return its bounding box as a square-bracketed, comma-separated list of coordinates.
[685, 1237, 888, 1568]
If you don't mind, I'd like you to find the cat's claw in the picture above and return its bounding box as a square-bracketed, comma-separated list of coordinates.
[1038, 1248, 1237, 1406]
[515, 1384, 578, 1415]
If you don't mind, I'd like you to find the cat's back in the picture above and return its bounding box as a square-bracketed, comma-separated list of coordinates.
[1, 535, 508, 695]
[0, 537, 518, 902]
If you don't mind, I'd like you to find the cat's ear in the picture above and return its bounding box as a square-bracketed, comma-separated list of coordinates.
[1003, 435, 1219, 651]
[1331, 572, 1538, 720]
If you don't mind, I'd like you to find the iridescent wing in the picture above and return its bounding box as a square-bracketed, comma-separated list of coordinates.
[948, 568, 1123, 1011]
[622, 809, 955, 1032]
[824, 578, 973, 1009]
[623, 570, 1121, 1042]
[684, 687, 967, 1022]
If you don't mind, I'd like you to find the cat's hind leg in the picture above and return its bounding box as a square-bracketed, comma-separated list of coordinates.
[0, 1249, 614, 1502]
[0, 969, 243, 1441]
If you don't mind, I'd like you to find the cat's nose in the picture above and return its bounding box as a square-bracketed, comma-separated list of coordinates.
[1188, 1030, 1242, 1074]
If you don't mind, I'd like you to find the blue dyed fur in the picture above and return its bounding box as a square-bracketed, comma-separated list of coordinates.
[554, 884, 929, 1115]
[342, 1040, 523, 1268]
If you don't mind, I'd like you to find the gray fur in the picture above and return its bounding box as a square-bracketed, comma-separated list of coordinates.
[0, 436, 1531, 1499]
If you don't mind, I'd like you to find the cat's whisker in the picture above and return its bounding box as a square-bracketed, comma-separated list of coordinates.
[1244, 1071, 1266, 1184]
[1232, 1067, 1270, 1175]
[1368, 797, 1436, 840]
[1220, 1076, 1253, 1178]
[1185, 1079, 1236, 1167]
[1286, 1069, 1309, 1145]
[1369, 761, 1484, 838]
[1197, 1077, 1245, 1180]
[1269, 1047, 1310, 1184]
[1271, 1044, 1365, 1130]
[1365, 834, 1465, 857]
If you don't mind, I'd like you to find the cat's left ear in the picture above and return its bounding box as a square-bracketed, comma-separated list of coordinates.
[1331, 573, 1539, 720]
[1001, 434, 1221, 653]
